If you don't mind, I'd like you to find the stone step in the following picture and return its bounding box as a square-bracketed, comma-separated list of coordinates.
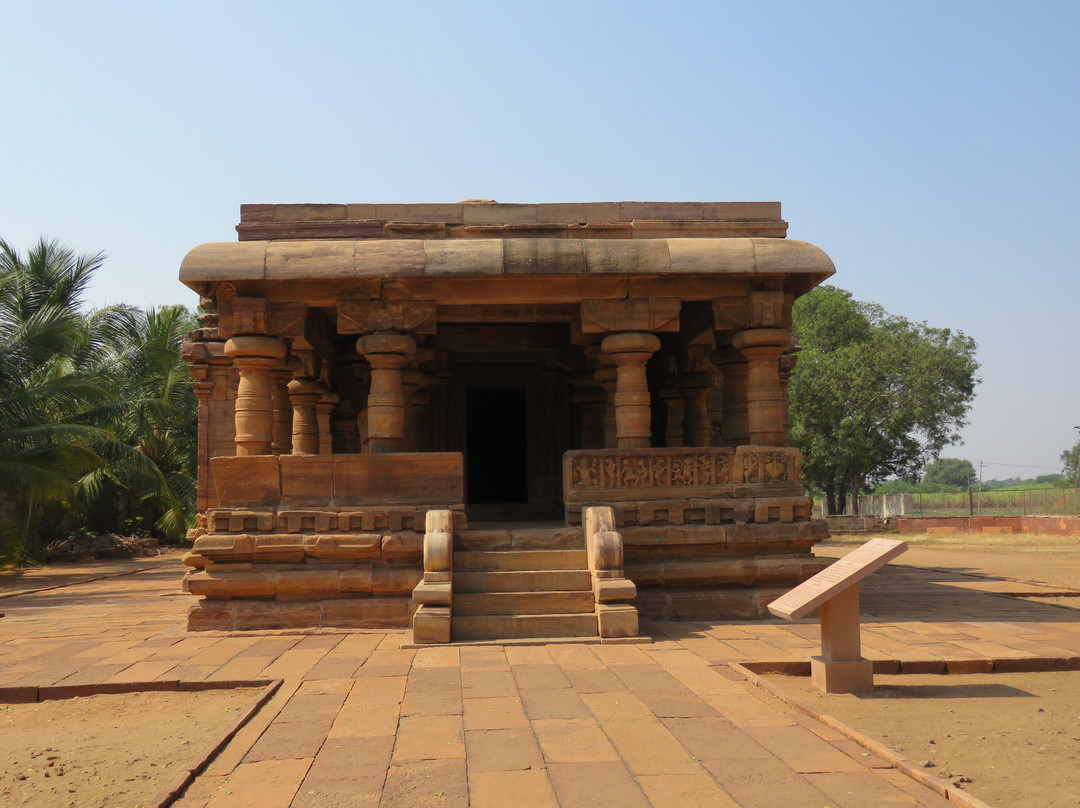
[454, 549, 588, 572]
[454, 569, 593, 593]
[454, 590, 596, 616]
[456, 526, 584, 551]
[452, 613, 598, 641]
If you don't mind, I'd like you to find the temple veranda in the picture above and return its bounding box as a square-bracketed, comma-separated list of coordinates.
[179, 201, 835, 641]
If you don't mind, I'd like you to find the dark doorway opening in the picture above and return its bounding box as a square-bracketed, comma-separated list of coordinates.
[466, 386, 528, 504]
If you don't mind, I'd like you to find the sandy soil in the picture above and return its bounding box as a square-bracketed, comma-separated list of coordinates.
[763, 670, 1080, 808]
[0, 689, 256, 808]
[760, 532, 1080, 808]
[822, 531, 1080, 591]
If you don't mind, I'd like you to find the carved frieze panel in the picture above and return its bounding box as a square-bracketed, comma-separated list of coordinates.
[734, 445, 801, 484]
[565, 446, 802, 505]
[566, 448, 736, 493]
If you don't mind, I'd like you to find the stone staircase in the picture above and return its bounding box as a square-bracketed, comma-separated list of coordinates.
[451, 529, 599, 641]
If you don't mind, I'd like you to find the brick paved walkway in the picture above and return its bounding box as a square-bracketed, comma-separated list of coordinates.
[3, 551, 1078, 807]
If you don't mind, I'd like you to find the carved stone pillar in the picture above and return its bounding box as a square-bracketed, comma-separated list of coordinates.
[223, 335, 286, 456]
[401, 370, 433, 452]
[731, 328, 790, 447]
[316, 392, 340, 455]
[572, 385, 608, 450]
[600, 332, 661, 449]
[679, 372, 715, 447]
[287, 378, 324, 454]
[659, 387, 684, 448]
[714, 347, 749, 447]
[594, 366, 618, 449]
[357, 332, 416, 453]
[270, 366, 293, 455]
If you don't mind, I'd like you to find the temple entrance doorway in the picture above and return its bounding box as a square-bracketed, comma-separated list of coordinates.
[465, 385, 529, 508]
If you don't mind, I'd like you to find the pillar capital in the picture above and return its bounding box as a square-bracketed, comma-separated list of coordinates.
[731, 327, 791, 353]
[600, 331, 661, 358]
[223, 334, 287, 364]
[356, 332, 418, 358]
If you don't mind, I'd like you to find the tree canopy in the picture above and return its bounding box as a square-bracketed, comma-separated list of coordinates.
[922, 457, 977, 489]
[1062, 440, 1080, 486]
[789, 285, 979, 514]
[0, 238, 197, 564]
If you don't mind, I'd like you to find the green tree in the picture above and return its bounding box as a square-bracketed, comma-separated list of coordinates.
[0, 238, 198, 564]
[74, 304, 199, 541]
[790, 286, 979, 515]
[922, 457, 977, 489]
[1062, 440, 1080, 486]
[0, 238, 117, 562]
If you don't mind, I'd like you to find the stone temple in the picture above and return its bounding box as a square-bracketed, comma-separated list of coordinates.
[180, 201, 835, 641]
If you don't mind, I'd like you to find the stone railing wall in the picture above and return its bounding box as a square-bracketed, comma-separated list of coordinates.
[563, 446, 807, 527]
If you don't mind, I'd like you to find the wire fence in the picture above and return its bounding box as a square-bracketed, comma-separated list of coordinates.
[912, 487, 1080, 516]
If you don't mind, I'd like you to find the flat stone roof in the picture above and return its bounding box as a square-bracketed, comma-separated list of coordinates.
[236, 201, 788, 241]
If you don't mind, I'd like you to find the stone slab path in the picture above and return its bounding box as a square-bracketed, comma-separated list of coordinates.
[3, 553, 1078, 807]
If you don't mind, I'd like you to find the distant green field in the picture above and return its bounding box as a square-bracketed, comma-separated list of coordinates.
[908, 487, 1080, 516]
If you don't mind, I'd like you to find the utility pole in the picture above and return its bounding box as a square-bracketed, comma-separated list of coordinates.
[1073, 426, 1079, 516]
[978, 460, 984, 515]
[1074, 426, 1080, 489]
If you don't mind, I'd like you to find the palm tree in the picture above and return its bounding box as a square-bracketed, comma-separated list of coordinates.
[0, 239, 115, 562]
[0, 238, 199, 563]
[75, 304, 199, 541]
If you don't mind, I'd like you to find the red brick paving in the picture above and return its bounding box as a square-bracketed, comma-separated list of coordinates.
[3, 552, 1079, 806]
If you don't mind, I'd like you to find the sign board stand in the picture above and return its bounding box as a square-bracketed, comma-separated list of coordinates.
[768, 538, 907, 694]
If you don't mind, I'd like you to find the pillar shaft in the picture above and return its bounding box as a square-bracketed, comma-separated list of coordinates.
[679, 372, 714, 447]
[224, 336, 286, 456]
[357, 332, 416, 454]
[594, 366, 618, 449]
[731, 328, 790, 447]
[316, 392, 339, 455]
[601, 332, 661, 449]
[659, 388, 684, 448]
[271, 368, 293, 455]
[714, 348, 749, 447]
[573, 388, 608, 450]
[287, 378, 324, 454]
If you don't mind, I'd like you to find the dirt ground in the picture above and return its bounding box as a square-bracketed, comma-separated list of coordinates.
[758, 531, 1080, 808]
[762, 670, 1080, 808]
[0, 689, 257, 808]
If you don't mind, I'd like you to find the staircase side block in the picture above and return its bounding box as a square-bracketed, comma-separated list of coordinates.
[584, 505, 639, 638]
[411, 509, 455, 643]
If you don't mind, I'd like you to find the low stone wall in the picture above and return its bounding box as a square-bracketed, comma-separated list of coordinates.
[895, 515, 1080, 536]
[824, 514, 887, 534]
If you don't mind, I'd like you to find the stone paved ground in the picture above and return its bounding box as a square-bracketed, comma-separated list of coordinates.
[3, 552, 1079, 807]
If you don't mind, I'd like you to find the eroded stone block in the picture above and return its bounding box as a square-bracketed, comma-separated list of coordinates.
[302, 533, 383, 560]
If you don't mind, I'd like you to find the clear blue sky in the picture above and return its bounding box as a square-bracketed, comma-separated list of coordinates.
[3, 1, 1077, 481]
